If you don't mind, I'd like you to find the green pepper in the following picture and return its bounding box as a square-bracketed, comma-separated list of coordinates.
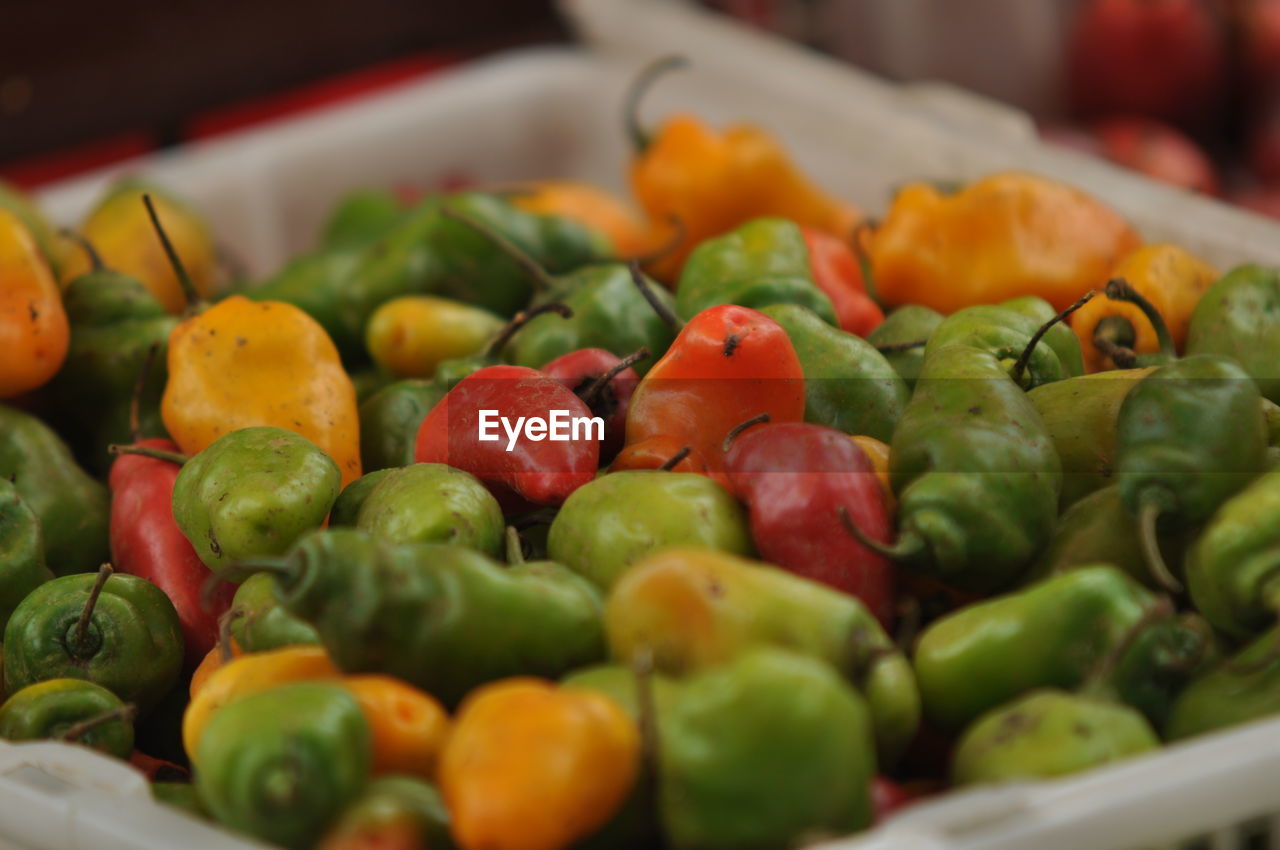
[1166, 624, 1280, 740]
[321, 188, 408, 250]
[760, 304, 909, 442]
[195, 681, 371, 850]
[865, 305, 943, 391]
[3, 568, 183, 712]
[319, 775, 456, 850]
[329, 469, 395, 527]
[951, 689, 1159, 786]
[229, 573, 319, 652]
[924, 297, 1084, 389]
[0, 678, 134, 758]
[675, 218, 838, 325]
[347, 462, 504, 555]
[0, 478, 53, 632]
[358, 379, 444, 471]
[1185, 264, 1280, 403]
[172, 426, 342, 578]
[659, 648, 873, 849]
[547, 470, 754, 590]
[247, 249, 365, 360]
[0, 405, 110, 577]
[152, 782, 209, 819]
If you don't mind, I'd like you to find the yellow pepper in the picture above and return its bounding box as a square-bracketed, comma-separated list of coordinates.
[0, 209, 68, 399]
[341, 675, 451, 780]
[365, 295, 503, 378]
[851, 435, 894, 514]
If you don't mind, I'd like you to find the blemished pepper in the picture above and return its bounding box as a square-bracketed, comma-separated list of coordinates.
[0, 678, 134, 758]
[542, 347, 645, 463]
[605, 547, 920, 765]
[358, 380, 443, 472]
[1072, 244, 1218, 372]
[1165, 624, 1280, 740]
[924, 296, 1086, 389]
[951, 689, 1159, 786]
[344, 463, 504, 555]
[865, 305, 944, 391]
[440, 678, 640, 850]
[0, 478, 54, 633]
[869, 172, 1141, 314]
[0, 209, 69, 399]
[4, 567, 184, 713]
[659, 648, 874, 850]
[1185, 264, 1280, 403]
[0, 404, 110, 576]
[229, 573, 319, 653]
[724, 422, 895, 627]
[547, 470, 755, 591]
[364, 295, 504, 379]
[802, 226, 884, 336]
[172, 426, 342, 578]
[318, 775, 455, 850]
[320, 188, 409, 250]
[761, 304, 908, 442]
[194, 682, 372, 850]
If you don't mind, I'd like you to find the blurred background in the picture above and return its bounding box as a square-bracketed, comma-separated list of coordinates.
[4, 0, 1279, 217]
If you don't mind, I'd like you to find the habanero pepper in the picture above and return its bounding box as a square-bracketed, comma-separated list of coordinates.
[0, 208, 68, 399]
[358, 379, 443, 472]
[0, 678, 135, 759]
[318, 776, 455, 850]
[924, 296, 1086, 389]
[1186, 264, 1280, 403]
[342, 462, 504, 555]
[543, 347, 646, 463]
[865, 305, 944, 391]
[228, 572, 319, 653]
[0, 478, 54, 633]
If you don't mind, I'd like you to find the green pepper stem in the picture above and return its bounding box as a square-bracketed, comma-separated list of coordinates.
[624, 56, 689, 152]
[128, 342, 161, 444]
[1104, 278, 1176, 362]
[1081, 595, 1176, 692]
[627, 260, 684, 332]
[483, 302, 574, 358]
[837, 506, 924, 561]
[59, 703, 138, 743]
[73, 564, 114, 654]
[439, 205, 559, 294]
[874, 339, 927, 355]
[108, 443, 189, 466]
[657, 446, 692, 471]
[721, 413, 771, 453]
[141, 194, 202, 310]
[850, 221, 881, 305]
[505, 526, 525, 566]
[59, 229, 106, 273]
[581, 347, 650, 408]
[1137, 497, 1184, 593]
[1009, 289, 1097, 386]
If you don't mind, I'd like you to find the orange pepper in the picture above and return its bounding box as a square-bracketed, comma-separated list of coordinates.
[440, 678, 639, 850]
[1071, 243, 1219, 373]
[870, 172, 1141, 314]
[0, 209, 69, 399]
[340, 675, 451, 780]
[507, 180, 650, 257]
[851, 435, 894, 514]
[188, 638, 244, 699]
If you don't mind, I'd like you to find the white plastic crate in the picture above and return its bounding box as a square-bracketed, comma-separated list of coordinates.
[20, 1, 1280, 848]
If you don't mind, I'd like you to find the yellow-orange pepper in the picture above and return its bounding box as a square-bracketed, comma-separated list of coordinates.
[341, 675, 451, 780]
[0, 209, 68, 399]
[1071, 243, 1219, 373]
[507, 180, 650, 257]
[365, 295, 503, 378]
[440, 678, 639, 850]
[851, 435, 894, 514]
[188, 639, 244, 699]
[870, 172, 1142, 314]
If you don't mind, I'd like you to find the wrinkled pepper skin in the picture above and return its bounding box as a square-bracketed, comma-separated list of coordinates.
[365, 295, 504, 379]
[195, 682, 372, 850]
[229, 573, 319, 653]
[0, 404, 110, 576]
[0, 478, 54, 632]
[887, 344, 1062, 592]
[659, 649, 874, 850]
[268, 530, 605, 706]
[865, 305, 944, 391]
[358, 380, 444, 472]
[0, 208, 69, 399]
[761, 304, 909, 442]
[605, 547, 919, 765]
[0, 678, 133, 758]
[547, 471, 755, 591]
[4, 571, 183, 713]
[1166, 624, 1280, 740]
[675, 218, 838, 325]
[318, 775, 455, 850]
[925, 297, 1084, 389]
[1186, 264, 1280, 403]
[347, 463, 504, 555]
[173, 427, 342, 578]
[951, 689, 1159, 786]
[870, 173, 1141, 313]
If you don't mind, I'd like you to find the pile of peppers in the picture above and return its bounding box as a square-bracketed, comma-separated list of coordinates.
[4, 57, 1280, 850]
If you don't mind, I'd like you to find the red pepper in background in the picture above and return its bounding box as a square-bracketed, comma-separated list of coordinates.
[724, 422, 895, 628]
[542, 347, 646, 464]
[108, 438, 235, 669]
[802, 227, 884, 337]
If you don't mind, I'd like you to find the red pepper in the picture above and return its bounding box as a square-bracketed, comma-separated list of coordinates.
[108, 438, 235, 669]
[414, 365, 599, 509]
[802, 227, 884, 337]
[724, 422, 894, 627]
[541, 347, 645, 464]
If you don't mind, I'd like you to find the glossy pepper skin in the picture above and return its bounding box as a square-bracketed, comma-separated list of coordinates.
[358, 379, 443, 472]
[871, 172, 1140, 313]
[0, 478, 54, 632]
[229, 573, 319, 652]
[761, 304, 908, 442]
[542, 348, 642, 463]
[724, 422, 895, 627]
[1186, 264, 1280, 402]
[1166, 624, 1280, 740]
[195, 682, 372, 850]
[0, 678, 133, 758]
[318, 775, 455, 850]
[886, 344, 1062, 592]
[547, 471, 754, 590]
[343, 463, 504, 555]
[0, 404, 110, 577]
[260, 530, 605, 706]
[173, 427, 342, 578]
[659, 649, 874, 850]
[365, 295, 504, 379]
[0, 209, 69, 399]
[4, 571, 183, 713]
[606, 547, 919, 765]
[925, 297, 1085, 389]
[865, 305, 944, 391]
[110, 437, 236, 667]
[802, 226, 884, 336]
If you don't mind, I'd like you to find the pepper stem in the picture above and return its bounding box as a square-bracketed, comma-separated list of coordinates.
[108, 443, 189, 466]
[1009, 290, 1097, 386]
[59, 229, 106, 272]
[721, 413, 771, 453]
[1092, 333, 1139, 370]
[624, 56, 689, 152]
[837, 506, 924, 561]
[581, 348, 650, 407]
[73, 564, 114, 652]
[657, 445, 692, 472]
[141, 194, 201, 309]
[874, 339, 927, 355]
[1138, 496, 1184, 593]
[628, 261, 684, 331]
[505, 526, 525, 566]
[1082, 595, 1176, 692]
[128, 342, 161, 444]
[59, 703, 138, 744]
[217, 607, 242, 664]
[483, 302, 574, 358]
[630, 647, 663, 782]
[850, 221, 881, 305]
[1104, 278, 1176, 362]
[439, 206, 559, 293]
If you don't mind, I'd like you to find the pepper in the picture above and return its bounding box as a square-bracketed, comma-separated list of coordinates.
[760, 303, 908, 442]
[0, 179, 62, 277]
[229, 573, 319, 653]
[865, 305, 944, 391]
[243, 249, 365, 360]
[1185, 264, 1280, 402]
[506, 179, 649, 256]
[318, 776, 455, 850]
[924, 296, 1086, 389]
[951, 689, 1159, 786]
[0, 478, 53, 633]
[0, 404, 110, 576]
[365, 295, 504, 379]
[605, 547, 919, 765]
[440, 678, 639, 850]
[1072, 244, 1218, 372]
[328, 469, 395, 527]
[194, 682, 372, 850]
[358, 380, 443, 472]
[110, 436, 236, 667]
[871, 173, 1140, 313]
[0, 208, 69, 399]
[542, 347, 645, 463]
[0, 678, 134, 758]
[802, 226, 884, 336]
[1166, 624, 1280, 740]
[341, 675, 451, 780]
[321, 188, 409, 250]
[172, 426, 342, 578]
[4, 566, 183, 713]
[547, 470, 754, 590]
[343, 462, 504, 555]
[723, 422, 894, 627]
[152, 783, 208, 820]
[852, 435, 895, 513]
